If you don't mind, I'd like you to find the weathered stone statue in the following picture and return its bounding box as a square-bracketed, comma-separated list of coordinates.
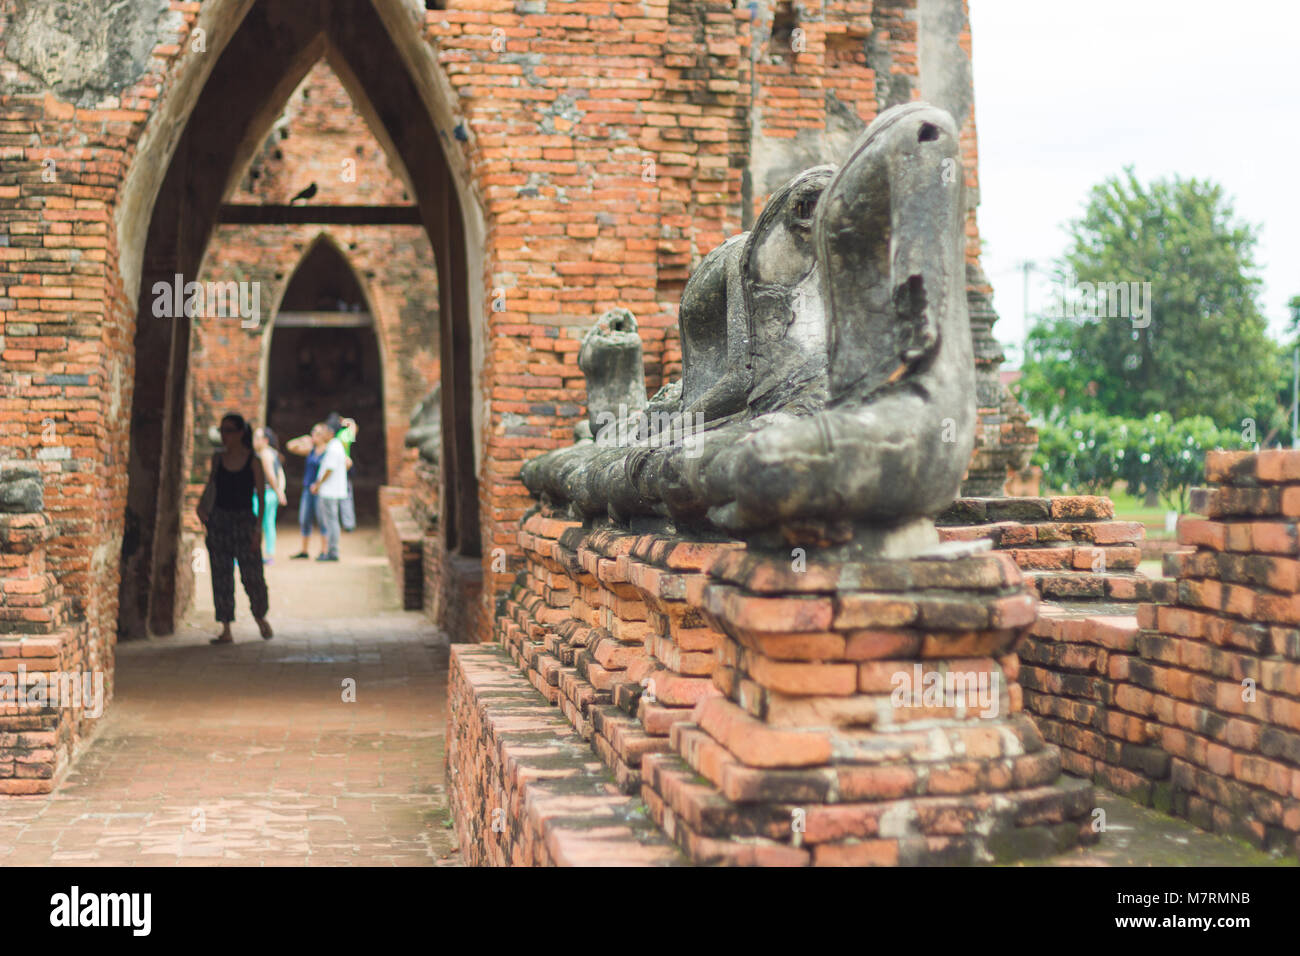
[0, 465, 43, 514]
[522, 102, 975, 556]
[650, 164, 835, 528]
[519, 307, 648, 513]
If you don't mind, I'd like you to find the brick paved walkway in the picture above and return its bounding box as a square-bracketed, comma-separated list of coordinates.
[0, 526, 461, 866]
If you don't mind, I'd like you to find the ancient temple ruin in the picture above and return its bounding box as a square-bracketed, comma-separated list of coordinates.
[0, 0, 1297, 870]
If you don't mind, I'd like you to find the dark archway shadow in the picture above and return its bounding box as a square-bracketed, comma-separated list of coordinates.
[267, 235, 387, 524]
[118, 0, 480, 640]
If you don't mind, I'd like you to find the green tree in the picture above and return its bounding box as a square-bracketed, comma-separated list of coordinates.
[1020, 168, 1281, 433]
[1260, 295, 1300, 447]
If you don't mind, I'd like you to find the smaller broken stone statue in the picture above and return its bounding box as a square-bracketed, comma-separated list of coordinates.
[522, 102, 976, 557]
[405, 384, 442, 465]
[0, 465, 43, 515]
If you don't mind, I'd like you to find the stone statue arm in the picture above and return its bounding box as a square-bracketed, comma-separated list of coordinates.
[825, 117, 951, 404]
[884, 144, 946, 378]
[681, 369, 748, 423]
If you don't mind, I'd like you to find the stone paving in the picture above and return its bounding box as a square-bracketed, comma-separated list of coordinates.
[1043, 791, 1293, 867]
[0, 525, 461, 866]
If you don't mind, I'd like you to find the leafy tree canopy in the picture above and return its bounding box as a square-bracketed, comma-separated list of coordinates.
[1019, 168, 1280, 436]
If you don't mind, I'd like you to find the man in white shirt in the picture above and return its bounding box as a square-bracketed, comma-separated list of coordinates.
[310, 431, 349, 562]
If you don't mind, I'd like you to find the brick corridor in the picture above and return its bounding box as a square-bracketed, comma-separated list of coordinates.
[0, 527, 461, 866]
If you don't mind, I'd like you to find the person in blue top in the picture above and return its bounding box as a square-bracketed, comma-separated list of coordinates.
[285, 423, 331, 559]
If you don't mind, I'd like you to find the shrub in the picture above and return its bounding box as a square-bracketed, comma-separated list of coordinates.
[1034, 412, 1246, 512]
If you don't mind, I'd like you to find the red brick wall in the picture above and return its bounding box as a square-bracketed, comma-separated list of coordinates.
[232, 61, 412, 207]
[938, 483, 1300, 857]
[0, 483, 97, 793]
[0, 0, 200, 672]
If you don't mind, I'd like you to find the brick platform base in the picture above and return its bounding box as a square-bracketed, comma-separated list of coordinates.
[934, 485, 1300, 857]
[639, 545, 1096, 865]
[458, 508, 1097, 865]
[938, 495, 1154, 602]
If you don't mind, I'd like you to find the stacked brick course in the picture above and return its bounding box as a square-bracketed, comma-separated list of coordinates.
[935, 473, 1300, 857]
[447, 643, 684, 866]
[379, 485, 423, 611]
[934, 494, 1175, 810]
[1019, 606, 1145, 791]
[643, 545, 1093, 865]
[1128, 450, 1300, 852]
[0, 468, 96, 793]
[938, 495, 1150, 603]
[500, 518, 655, 788]
[499, 514, 738, 794]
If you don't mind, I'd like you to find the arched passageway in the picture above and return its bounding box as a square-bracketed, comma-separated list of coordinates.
[116, 0, 482, 639]
[266, 237, 387, 523]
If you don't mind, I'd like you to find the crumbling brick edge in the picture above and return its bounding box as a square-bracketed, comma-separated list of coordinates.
[447, 644, 686, 866]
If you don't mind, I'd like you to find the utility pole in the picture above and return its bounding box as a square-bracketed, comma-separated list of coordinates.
[1020, 259, 1034, 368]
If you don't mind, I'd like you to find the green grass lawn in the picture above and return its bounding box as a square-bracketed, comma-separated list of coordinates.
[1108, 489, 1179, 537]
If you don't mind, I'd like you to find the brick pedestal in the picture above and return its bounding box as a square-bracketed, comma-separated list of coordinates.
[476, 506, 1101, 864]
[640, 544, 1096, 865]
[501, 515, 738, 795]
[623, 535, 740, 746]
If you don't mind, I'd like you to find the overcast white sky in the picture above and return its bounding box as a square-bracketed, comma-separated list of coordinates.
[969, 0, 1300, 368]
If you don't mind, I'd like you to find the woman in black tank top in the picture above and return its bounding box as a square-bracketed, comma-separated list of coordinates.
[196, 412, 274, 644]
[214, 447, 256, 512]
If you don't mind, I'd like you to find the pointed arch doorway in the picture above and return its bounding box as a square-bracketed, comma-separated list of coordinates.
[265, 237, 386, 524]
[116, 0, 483, 639]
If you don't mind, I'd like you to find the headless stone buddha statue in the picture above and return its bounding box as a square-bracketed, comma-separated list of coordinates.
[522, 102, 975, 557]
[519, 307, 646, 509]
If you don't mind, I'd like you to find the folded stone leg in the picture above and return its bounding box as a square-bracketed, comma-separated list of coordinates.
[705, 392, 973, 544]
